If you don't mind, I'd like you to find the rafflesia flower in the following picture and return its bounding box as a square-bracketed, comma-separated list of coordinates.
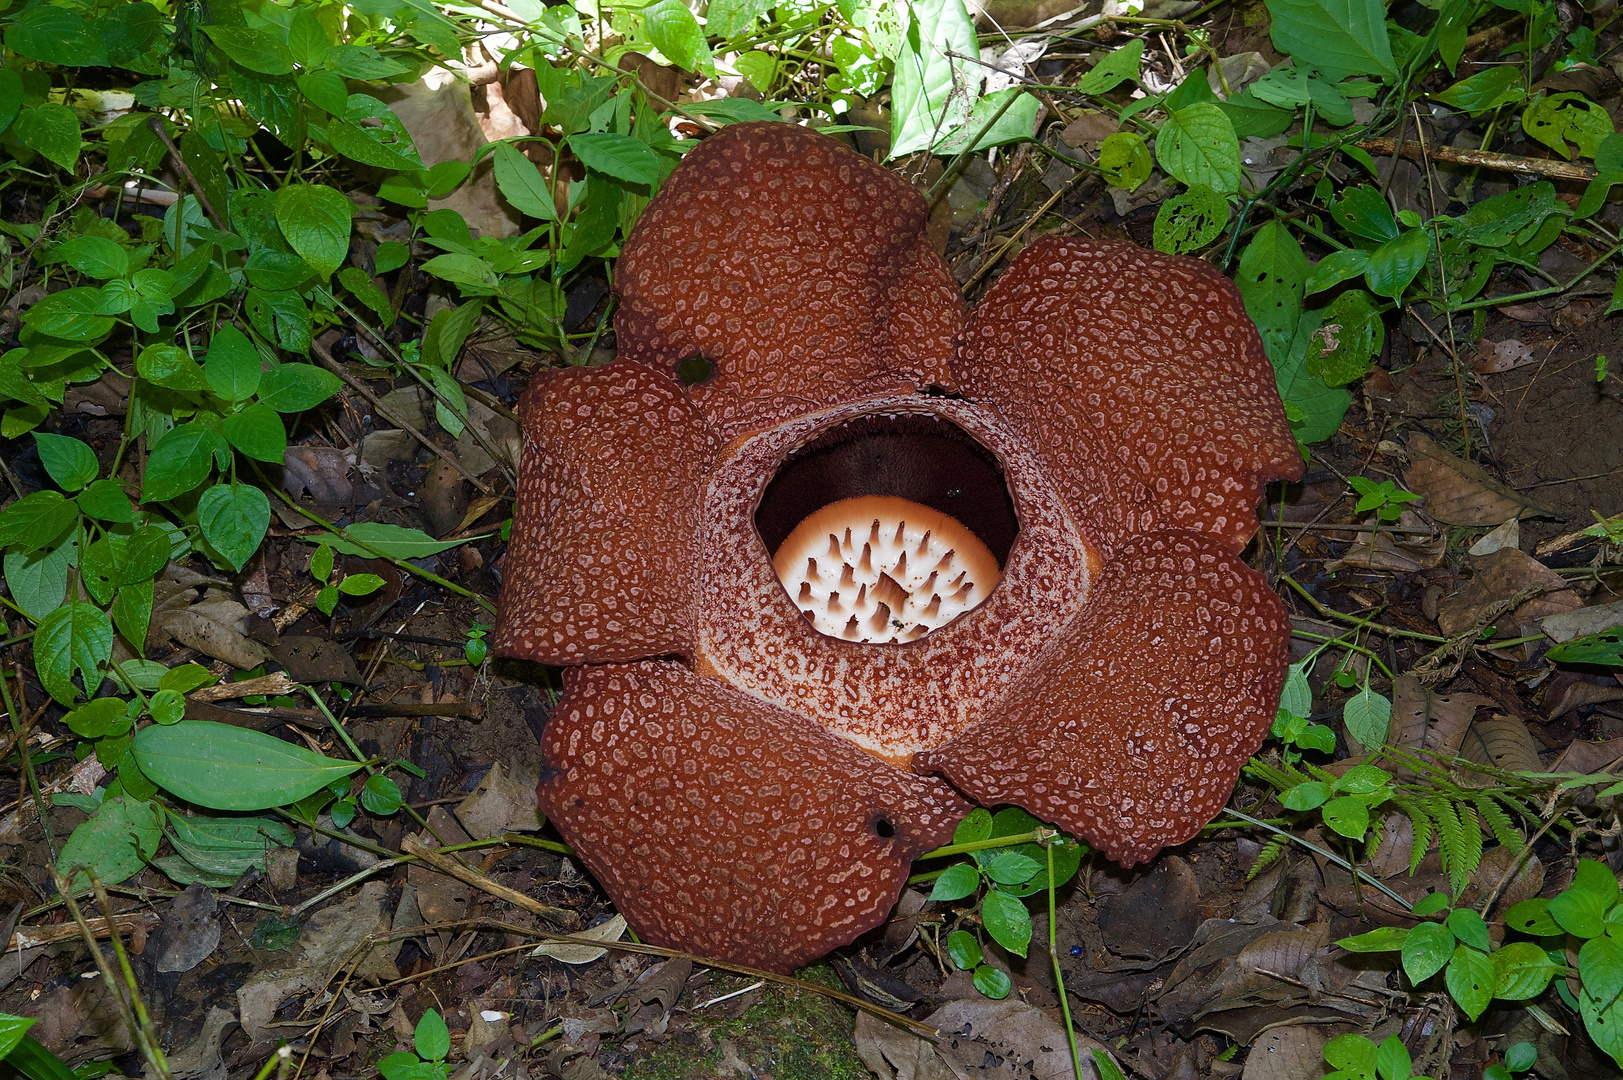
[494, 122, 1303, 974]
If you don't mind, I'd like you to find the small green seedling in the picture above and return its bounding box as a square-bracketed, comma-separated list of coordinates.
[379, 1009, 451, 1080]
[1483, 1040, 1538, 1080]
[309, 542, 385, 616]
[1322, 1031, 1433, 1080]
[465, 622, 491, 664]
[1348, 476, 1423, 522]
[1271, 660, 1336, 762]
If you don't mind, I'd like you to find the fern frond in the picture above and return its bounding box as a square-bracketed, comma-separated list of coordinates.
[1473, 792, 1524, 852]
[1247, 833, 1291, 880]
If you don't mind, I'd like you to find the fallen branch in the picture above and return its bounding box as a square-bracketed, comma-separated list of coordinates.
[1355, 137, 1597, 182]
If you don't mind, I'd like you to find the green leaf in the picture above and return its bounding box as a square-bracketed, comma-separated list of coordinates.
[421, 252, 498, 291]
[14, 103, 81, 172]
[318, 522, 470, 559]
[338, 573, 385, 596]
[136, 344, 207, 392]
[641, 0, 712, 73]
[1582, 979, 1623, 1064]
[1374, 1035, 1411, 1080]
[972, 965, 1012, 999]
[980, 887, 1031, 958]
[202, 25, 295, 76]
[361, 774, 403, 814]
[1365, 228, 1429, 299]
[113, 580, 154, 655]
[491, 141, 559, 221]
[4, 541, 75, 621]
[1400, 920, 1454, 984]
[1445, 945, 1494, 1021]
[133, 721, 365, 811]
[168, 814, 292, 877]
[63, 697, 130, 740]
[566, 133, 662, 186]
[4, 5, 107, 66]
[274, 184, 353, 279]
[1505, 896, 1562, 937]
[1446, 908, 1491, 952]
[1097, 131, 1152, 191]
[1332, 186, 1399, 242]
[33, 602, 113, 705]
[1322, 795, 1370, 838]
[53, 236, 128, 280]
[954, 807, 993, 844]
[889, 0, 978, 158]
[55, 796, 162, 891]
[1342, 687, 1392, 750]
[1335, 763, 1392, 794]
[1236, 221, 1309, 365]
[1304, 248, 1370, 295]
[1281, 780, 1332, 810]
[1305, 289, 1384, 387]
[1523, 92, 1615, 160]
[221, 403, 288, 463]
[256, 363, 341, 413]
[932, 89, 1040, 154]
[945, 929, 981, 969]
[0, 70, 20, 136]
[160, 663, 217, 695]
[1581, 936, 1623, 1010]
[338, 267, 395, 326]
[142, 424, 228, 501]
[1336, 925, 1408, 952]
[0, 1016, 35, 1062]
[1152, 183, 1229, 254]
[197, 484, 270, 572]
[1551, 885, 1609, 938]
[286, 8, 331, 69]
[1575, 857, 1622, 904]
[124, 525, 174, 583]
[1266, 0, 1397, 80]
[414, 1009, 451, 1062]
[205, 325, 263, 402]
[327, 117, 421, 171]
[1155, 104, 1241, 194]
[1078, 40, 1143, 93]
[981, 850, 1042, 886]
[1491, 940, 1558, 1000]
[296, 69, 350, 116]
[1432, 66, 1525, 116]
[33, 433, 97, 492]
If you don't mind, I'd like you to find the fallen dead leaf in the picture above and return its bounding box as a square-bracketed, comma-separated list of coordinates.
[1471, 338, 1538, 373]
[454, 760, 544, 839]
[1540, 599, 1623, 642]
[1459, 714, 1544, 779]
[1241, 1024, 1339, 1080]
[531, 915, 626, 964]
[857, 998, 1113, 1080]
[1468, 518, 1520, 556]
[1324, 510, 1445, 572]
[1435, 548, 1583, 640]
[1405, 432, 1560, 526]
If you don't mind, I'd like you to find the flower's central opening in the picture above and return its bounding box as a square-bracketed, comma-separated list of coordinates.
[756, 413, 1018, 644]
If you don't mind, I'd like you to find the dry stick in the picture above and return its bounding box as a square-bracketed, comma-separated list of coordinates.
[1355, 137, 1598, 182]
[56, 873, 173, 1080]
[145, 116, 226, 231]
[309, 340, 494, 496]
[11, 911, 161, 949]
[401, 836, 576, 925]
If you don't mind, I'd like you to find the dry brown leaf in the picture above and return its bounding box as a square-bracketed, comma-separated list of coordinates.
[531, 915, 626, 964]
[1404, 432, 1559, 526]
[1323, 510, 1445, 572]
[1435, 548, 1582, 639]
[454, 760, 544, 839]
[1242, 1025, 1339, 1080]
[1459, 715, 1544, 779]
[1542, 672, 1623, 720]
[1470, 338, 1537, 373]
[151, 584, 272, 670]
[1541, 599, 1623, 642]
[1390, 676, 1491, 765]
[858, 998, 1113, 1080]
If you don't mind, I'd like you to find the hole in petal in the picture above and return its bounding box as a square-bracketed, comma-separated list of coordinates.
[676, 354, 716, 385]
[872, 815, 895, 838]
[757, 413, 1017, 644]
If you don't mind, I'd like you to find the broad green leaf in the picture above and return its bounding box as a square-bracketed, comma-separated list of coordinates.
[415, 1009, 451, 1062]
[1575, 857, 1622, 904]
[1281, 780, 1332, 810]
[566, 132, 661, 186]
[0, 70, 19, 136]
[1078, 40, 1143, 94]
[1342, 687, 1392, 750]
[1504, 896, 1562, 937]
[202, 25, 295, 75]
[929, 863, 980, 902]
[327, 117, 421, 171]
[137, 344, 207, 392]
[1304, 248, 1370, 295]
[133, 721, 365, 810]
[1236, 221, 1309, 365]
[1336, 925, 1409, 952]
[14, 103, 81, 172]
[422, 252, 498, 291]
[0, 1017, 35, 1063]
[124, 525, 175, 583]
[19, 286, 110, 340]
[1098, 131, 1152, 191]
[360, 774, 402, 814]
[76, 479, 134, 524]
[1374, 1035, 1411, 1080]
[972, 966, 1012, 999]
[1432, 66, 1525, 116]
[296, 69, 349, 116]
[33, 433, 97, 492]
[55, 796, 162, 891]
[4, 5, 107, 66]
[1582, 980, 1623, 1064]
[973, 806, 1085, 896]
[980, 887, 1031, 958]
[338, 267, 395, 325]
[1446, 908, 1491, 952]
[4, 539, 76, 620]
[492, 141, 558, 221]
[1266, 0, 1397, 81]
[981, 850, 1042, 886]
[318, 522, 470, 559]
[274, 184, 353, 279]
[1523, 92, 1615, 160]
[1155, 104, 1241, 194]
[1365, 228, 1429, 299]
[945, 929, 981, 969]
[197, 484, 270, 572]
[1305, 288, 1384, 387]
[34, 602, 113, 705]
[1582, 936, 1623, 1010]
[1321, 795, 1369, 837]
[1153, 183, 1229, 254]
[63, 697, 130, 740]
[221, 403, 288, 463]
[256, 362, 341, 413]
[1445, 945, 1494, 1021]
[205, 325, 262, 402]
[1550, 885, 1608, 938]
[338, 573, 385, 596]
[933, 89, 1041, 154]
[53, 236, 128, 280]
[286, 8, 331, 69]
[113, 579, 155, 654]
[641, 0, 712, 74]
[954, 807, 993, 844]
[167, 814, 293, 877]
[889, 0, 978, 158]
[1492, 940, 1559, 1000]
[1332, 185, 1399, 242]
[142, 424, 228, 501]
[1400, 920, 1454, 984]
